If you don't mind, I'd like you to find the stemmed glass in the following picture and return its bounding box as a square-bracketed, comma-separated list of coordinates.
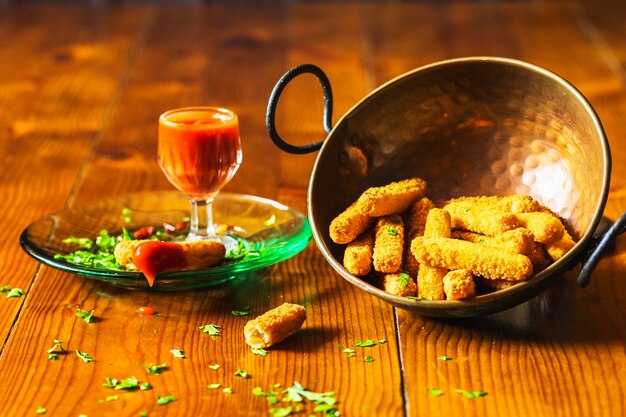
[158, 106, 242, 249]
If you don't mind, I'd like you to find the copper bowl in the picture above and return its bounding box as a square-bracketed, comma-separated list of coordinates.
[266, 57, 624, 317]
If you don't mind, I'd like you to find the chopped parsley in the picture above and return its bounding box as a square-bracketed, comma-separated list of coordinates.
[208, 364, 221, 371]
[426, 388, 444, 397]
[47, 339, 65, 360]
[379, 339, 387, 344]
[6, 288, 24, 298]
[99, 395, 119, 403]
[198, 324, 221, 337]
[76, 308, 95, 323]
[283, 382, 338, 415]
[156, 395, 177, 406]
[35, 406, 46, 414]
[222, 387, 233, 395]
[54, 230, 122, 270]
[455, 389, 487, 399]
[251, 347, 268, 356]
[269, 407, 295, 417]
[122, 208, 133, 224]
[169, 349, 185, 359]
[398, 272, 410, 287]
[338, 344, 355, 358]
[234, 368, 250, 378]
[231, 306, 251, 316]
[387, 226, 399, 236]
[207, 383, 222, 389]
[364, 356, 374, 362]
[145, 363, 168, 375]
[103, 376, 151, 391]
[355, 339, 377, 348]
[75, 350, 93, 363]
[438, 355, 453, 361]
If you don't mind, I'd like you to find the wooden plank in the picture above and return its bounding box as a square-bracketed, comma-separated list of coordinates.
[367, 2, 626, 416]
[0, 5, 147, 348]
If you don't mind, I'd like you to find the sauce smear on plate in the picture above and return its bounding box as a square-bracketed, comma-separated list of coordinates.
[133, 241, 187, 286]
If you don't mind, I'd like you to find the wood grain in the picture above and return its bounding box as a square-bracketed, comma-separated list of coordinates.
[0, 1, 625, 416]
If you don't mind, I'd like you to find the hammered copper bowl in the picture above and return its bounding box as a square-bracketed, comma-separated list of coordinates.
[267, 57, 614, 317]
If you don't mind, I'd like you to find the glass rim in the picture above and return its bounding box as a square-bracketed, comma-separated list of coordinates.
[159, 106, 238, 127]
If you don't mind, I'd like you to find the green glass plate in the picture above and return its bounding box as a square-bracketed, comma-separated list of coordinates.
[20, 191, 312, 290]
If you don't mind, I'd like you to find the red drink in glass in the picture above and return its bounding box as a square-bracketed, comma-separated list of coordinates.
[158, 107, 241, 201]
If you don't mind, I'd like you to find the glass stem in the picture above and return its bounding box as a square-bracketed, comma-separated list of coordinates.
[189, 197, 216, 239]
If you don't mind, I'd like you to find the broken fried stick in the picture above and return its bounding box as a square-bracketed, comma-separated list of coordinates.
[443, 270, 475, 300]
[411, 236, 533, 281]
[416, 208, 451, 300]
[381, 272, 417, 297]
[114, 239, 225, 271]
[357, 177, 427, 217]
[513, 212, 564, 245]
[343, 229, 375, 276]
[329, 202, 374, 244]
[244, 303, 306, 349]
[373, 215, 405, 273]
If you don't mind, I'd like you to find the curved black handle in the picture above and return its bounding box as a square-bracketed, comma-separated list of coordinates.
[577, 210, 626, 287]
[266, 64, 334, 154]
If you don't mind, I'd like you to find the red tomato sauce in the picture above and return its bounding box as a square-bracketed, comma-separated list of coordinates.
[158, 108, 241, 200]
[136, 306, 157, 316]
[133, 241, 187, 286]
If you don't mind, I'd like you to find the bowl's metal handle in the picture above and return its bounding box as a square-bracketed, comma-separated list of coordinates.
[266, 64, 333, 154]
[577, 210, 626, 287]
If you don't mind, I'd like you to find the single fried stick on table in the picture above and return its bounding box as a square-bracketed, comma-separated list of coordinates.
[244, 303, 306, 349]
[343, 228, 375, 276]
[329, 202, 374, 244]
[416, 208, 451, 300]
[357, 177, 427, 217]
[373, 215, 405, 273]
[411, 236, 533, 281]
[443, 269, 475, 300]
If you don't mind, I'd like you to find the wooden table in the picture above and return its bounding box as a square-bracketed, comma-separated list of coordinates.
[1, 1, 625, 416]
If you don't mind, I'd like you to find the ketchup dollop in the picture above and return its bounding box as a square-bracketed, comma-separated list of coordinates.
[133, 241, 187, 286]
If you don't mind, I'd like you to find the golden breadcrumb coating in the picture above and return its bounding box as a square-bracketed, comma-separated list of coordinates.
[513, 212, 564, 244]
[403, 197, 435, 277]
[528, 241, 552, 271]
[416, 208, 451, 300]
[343, 229, 375, 276]
[113, 239, 225, 271]
[474, 276, 520, 292]
[443, 270, 475, 300]
[411, 236, 533, 281]
[445, 195, 541, 213]
[544, 228, 576, 261]
[453, 228, 534, 256]
[356, 177, 427, 217]
[444, 203, 520, 236]
[381, 273, 417, 297]
[373, 215, 405, 273]
[114, 239, 144, 269]
[329, 202, 374, 244]
[244, 303, 306, 349]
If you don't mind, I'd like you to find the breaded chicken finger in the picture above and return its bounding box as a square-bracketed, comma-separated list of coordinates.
[357, 177, 427, 217]
[343, 229, 375, 276]
[373, 215, 404, 273]
[545, 228, 576, 261]
[329, 202, 374, 244]
[513, 212, 564, 244]
[416, 208, 451, 300]
[444, 203, 520, 236]
[453, 228, 534, 255]
[445, 195, 541, 213]
[244, 303, 306, 349]
[403, 197, 435, 277]
[411, 236, 533, 281]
